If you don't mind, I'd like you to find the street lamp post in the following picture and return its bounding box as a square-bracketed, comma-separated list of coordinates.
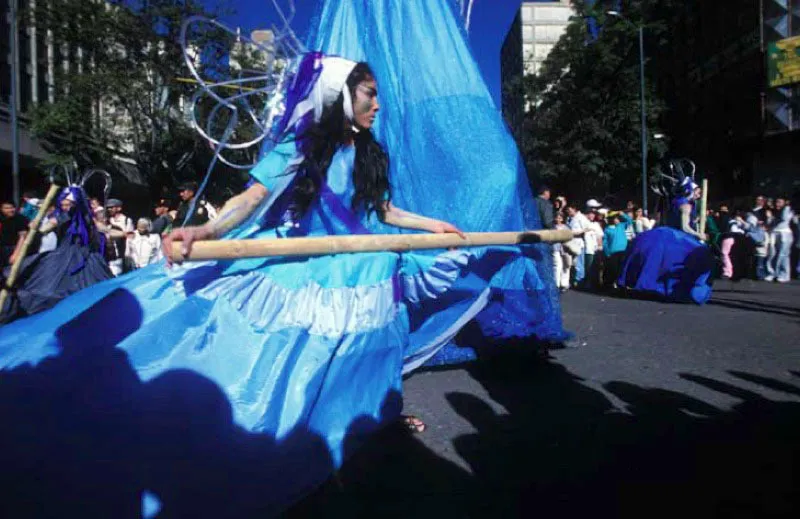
[608, 11, 648, 216]
[9, 0, 21, 208]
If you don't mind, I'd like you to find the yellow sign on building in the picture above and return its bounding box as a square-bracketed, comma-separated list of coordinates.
[767, 35, 800, 88]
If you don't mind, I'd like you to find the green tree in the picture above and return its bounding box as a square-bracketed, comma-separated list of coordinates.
[24, 0, 236, 197]
[518, 0, 680, 204]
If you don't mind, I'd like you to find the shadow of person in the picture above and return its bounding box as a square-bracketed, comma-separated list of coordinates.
[288, 389, 477, 519]
[447, 354, 800, 517]
[0, 288, 146, 518]
[139, 370, 335, 518]
[0, 289, 337, 518]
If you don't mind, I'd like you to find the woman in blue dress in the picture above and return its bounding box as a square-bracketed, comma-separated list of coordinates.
[165, 56, 465, 433]
[0, 0, 568, 512]
[0, 52, 564, 513]
[617, 177, 715, 304]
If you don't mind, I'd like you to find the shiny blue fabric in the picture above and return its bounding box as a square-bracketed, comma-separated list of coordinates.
[618, 200, 714, 304]
[0, 0, 567, 512]
[310, 0, 567, 363]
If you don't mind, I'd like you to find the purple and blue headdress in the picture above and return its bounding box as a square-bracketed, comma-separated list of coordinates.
[50, 166, 111, 248]
[273, 52, 359, 142]
[675, 176, 699, 198]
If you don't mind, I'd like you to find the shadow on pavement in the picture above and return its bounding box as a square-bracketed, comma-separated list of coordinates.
[295, 350, 800, 518]
[708, 298, 800, 318]
[3, 289, 797, 517]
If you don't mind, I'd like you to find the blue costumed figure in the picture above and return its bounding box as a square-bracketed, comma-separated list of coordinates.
[0, 0, 567, 515]
[617, 176, 714, 304]
[1, 180, 113, 323]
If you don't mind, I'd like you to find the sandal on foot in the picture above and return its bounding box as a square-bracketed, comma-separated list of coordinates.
[402, 415, 426, 434]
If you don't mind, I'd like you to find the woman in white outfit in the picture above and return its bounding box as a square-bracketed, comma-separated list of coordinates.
[125, 218, 163, 269]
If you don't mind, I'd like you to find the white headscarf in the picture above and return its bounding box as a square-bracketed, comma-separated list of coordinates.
[281, 55, 359, 135]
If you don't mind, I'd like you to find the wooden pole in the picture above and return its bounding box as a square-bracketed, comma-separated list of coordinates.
[170, 229, 576, 263]
[699, 178, 709, 237]
[0, 184, 61, 312]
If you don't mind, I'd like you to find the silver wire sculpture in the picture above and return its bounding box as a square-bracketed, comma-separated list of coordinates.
[49, 164, 113, 205]
[180, 1, 305, 172]
[177, 1, 306, 224]
[177, 1, 474, 226]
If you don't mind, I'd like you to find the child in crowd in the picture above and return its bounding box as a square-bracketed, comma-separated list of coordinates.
[552, 212, 573, 292]
[746, 212, 768, 280]
[603, 211, 632, 291]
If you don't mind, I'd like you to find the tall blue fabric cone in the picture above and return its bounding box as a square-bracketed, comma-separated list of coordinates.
[311, 0, 538, 233]
[310, 0, 568, 364]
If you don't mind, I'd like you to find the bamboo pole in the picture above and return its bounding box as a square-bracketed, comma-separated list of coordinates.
[699, 178, 709, 237]
[170, 229, 576, 263]
[0, 184, 61, 312]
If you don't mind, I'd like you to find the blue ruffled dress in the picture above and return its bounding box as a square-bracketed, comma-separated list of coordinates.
[0, 140, 564, 510]
[618, 197, 714, 304]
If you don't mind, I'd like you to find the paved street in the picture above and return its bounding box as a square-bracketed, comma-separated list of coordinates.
[292, 280, 800, 518]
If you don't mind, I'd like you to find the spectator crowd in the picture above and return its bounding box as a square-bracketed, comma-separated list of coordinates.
[536, 186, 799, 293]
[2, 181, 797, 292]
[0, 182, 219, 276]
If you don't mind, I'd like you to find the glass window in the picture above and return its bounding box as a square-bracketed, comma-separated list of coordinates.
[521, 5, 533, 23]
[534, 6, 572, 23]
[522, 25, 534, 41]
[534, 43, 555, 59]
[523, 43, 534, 61]
[534, 25, 566, 42]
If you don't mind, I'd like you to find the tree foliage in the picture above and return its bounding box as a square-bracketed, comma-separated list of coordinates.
[23, 0, 242, 199]
[517, 0, 683, 204]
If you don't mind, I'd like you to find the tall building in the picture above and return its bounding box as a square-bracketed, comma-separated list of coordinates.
[663, 0, 800, 198]
[1, 0, 55, 199]
[520, 1, 574, 75]
[501, 1, 575, 138]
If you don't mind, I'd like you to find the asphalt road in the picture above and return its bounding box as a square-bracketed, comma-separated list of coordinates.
[292, 280, 800, 518]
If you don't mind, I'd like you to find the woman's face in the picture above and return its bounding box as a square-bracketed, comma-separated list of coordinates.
[352, 77, 380, 130]
[554, 213, 564, 225]
[635, 208, 643, 218]
[60, 199, 74, 213]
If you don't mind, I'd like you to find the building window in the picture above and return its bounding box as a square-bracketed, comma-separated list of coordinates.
[522, 25, 534, 42]
[523, 43, 534, 61]
[521, 5, 533, 23]
[534, 25, 566, 42]
[533, 6, 571, 23]
[534, 43, 555, 60]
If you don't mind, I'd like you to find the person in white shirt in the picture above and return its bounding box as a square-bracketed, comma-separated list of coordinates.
[566, 203, 591, 287]
[38, 205, 58, 253]
[104, 199, 133, 276]
[633, 207, 654, 235]
[126, 218, 163, 269]
[584, 211, 604, 290]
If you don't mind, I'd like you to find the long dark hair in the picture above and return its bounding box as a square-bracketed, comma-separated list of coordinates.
[291, 62, 390, 221]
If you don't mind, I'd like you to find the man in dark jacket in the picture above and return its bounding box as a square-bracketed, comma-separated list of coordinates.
[536, 185, 554, 229]
[174, 182, 210, 228]
[151, 198, 173, 236]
